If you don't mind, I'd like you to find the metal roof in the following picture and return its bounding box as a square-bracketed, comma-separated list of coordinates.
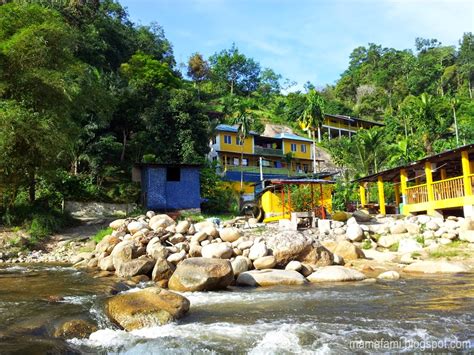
[354, 143, 474, 183]
[215, 124, 258, 135]
[325, 113, 385, 127]
[273, 132, 313, 142]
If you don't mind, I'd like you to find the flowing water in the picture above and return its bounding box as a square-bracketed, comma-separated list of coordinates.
[0, 264, 473, 354]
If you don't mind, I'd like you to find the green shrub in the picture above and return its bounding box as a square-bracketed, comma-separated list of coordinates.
[416, 235, 425, 246]
[389, 242, 399, 252]
[27, 210, 74, 247]
[361, 239, 372, 250]
[92, 227, 113, 243]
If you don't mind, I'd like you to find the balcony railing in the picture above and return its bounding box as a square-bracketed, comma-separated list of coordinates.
[254, 146, 283, 157]
[406, 184, 428, 204]
[224, 165, 307, 176]
[432, 176, 465, 201]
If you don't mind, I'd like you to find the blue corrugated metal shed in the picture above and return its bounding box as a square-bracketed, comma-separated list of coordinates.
[136, 164, 201, 211]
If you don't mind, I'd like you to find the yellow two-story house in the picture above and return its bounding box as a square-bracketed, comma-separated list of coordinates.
[208, 124, 315, 200]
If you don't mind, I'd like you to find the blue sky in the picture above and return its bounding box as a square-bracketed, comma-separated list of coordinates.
[121, 0, 473, 90]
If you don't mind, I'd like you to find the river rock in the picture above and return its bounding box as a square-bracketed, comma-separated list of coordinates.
[116, 256, 155, 278]
[322, 240, 364, 261]
[127, 221, 147, 235]
[146, 238, 168, 260]
[285, 260, 302, 271]
[378, 234, 405, 248]
[105, 287, 189, 331]
[307, 266, 366, 282]
[236, 269, 307, 287]
[263, 231, 312, 266]
[398, 239, 423, 254]
[459, 230, 474, 243]
[404, 261, 471, 274]
[109, 219, 126, 230]
[390, 223, 407, 234]
[346, 224, 364, 242]
[362, 249, 398, 262]
[167, 250, 187, 264]
[152, 258, 175, 281]
[405, 223, 420, 235]
[248, 242, 268, 260]
[219, 228, 241, 242]
[149, 214, 175, 230]
[377, 271, 400, 280]
[191, 231, 208, 243]
[238, 240, 254, 250]
[194, 221, 216, 232]
[169, 233, 186, 245]
[95, 235, 120, 254]
[253, 255, 277, 270]
[111, 241, 134, 270]
[53, 319, 97, 338]
[168, 257, 234, 292]
[202, 226, 219, 238]
[296, 243, 333, 267]
[201, 243, 233, 259]
[353, 210, 371, 222]
[231, 256, 249, 276]
[332, 211, 350, 222]
[188, 244, 202, 257]
[99, 255, 115, 271]
[426, 221, 440, 231]
[175, 220, 190, 234]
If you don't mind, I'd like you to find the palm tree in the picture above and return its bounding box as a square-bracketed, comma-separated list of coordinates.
[449, 97, 460, 147]
[231, 98, 253, 189]
[298, 89, 325, 174]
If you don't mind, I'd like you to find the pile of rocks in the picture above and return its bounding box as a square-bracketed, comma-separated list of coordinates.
[70, 211, 370, 288]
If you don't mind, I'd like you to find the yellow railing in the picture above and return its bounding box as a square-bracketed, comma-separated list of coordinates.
[432, 176, 465, 201]
[470, 174, 474, 190]
[406, 184, 428, 204]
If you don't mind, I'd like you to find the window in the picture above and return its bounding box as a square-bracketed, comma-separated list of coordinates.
[242, 158, 248, 166]
[236, 137, 244, 145]
[212, 136, 217, 144]
[224, 135, 232, 144]
[291, 143, 297, 152]
[166, 167, 180, 181]
[233, 158, 239, 166]
[301, 144, 307, 153]
[303, 164, 308, 172]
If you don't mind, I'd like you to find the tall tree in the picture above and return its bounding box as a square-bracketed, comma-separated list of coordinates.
[298, 90, 325, 173]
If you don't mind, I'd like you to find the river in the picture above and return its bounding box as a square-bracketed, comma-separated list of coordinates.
[0, 264, 472, 354]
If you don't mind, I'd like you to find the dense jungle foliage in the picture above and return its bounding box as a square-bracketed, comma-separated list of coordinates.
[0, 0, 472, 225]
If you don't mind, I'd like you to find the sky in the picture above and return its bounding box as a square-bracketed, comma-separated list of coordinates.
[120, 0, 474, 90]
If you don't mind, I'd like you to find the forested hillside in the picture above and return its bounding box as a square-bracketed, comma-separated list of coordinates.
[0, 0, 473, 227]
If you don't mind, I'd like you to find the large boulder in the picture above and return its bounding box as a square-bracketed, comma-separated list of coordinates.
[264, 231, 330, 267]
[346, 224, 364, 242]
[322, 240, 364, 261]
[236, 270, 307, 287]
[404, 261, 471, 274]
[168, 258, 234, 292]
[105, 287, 189, 331]
[219, 228, 241, 242]
[98, 255, 115, 271]
[296, 243, 333, 267]
[307, 266, 366, 282]
[390, 223, 407, 235]
[201, 243, 233, 259]
[127, 221, 147, 235]
[116, 256, 155, 278]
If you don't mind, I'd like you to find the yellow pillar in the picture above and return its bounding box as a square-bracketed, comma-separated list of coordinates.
[400, 169, 408, 215]
[394, 184, 401, 206]
[425, 162, 435, 215]
[461, 150, 472, 196]
[359, 183, 367, 207]
[440, 168, 447, 180]
[377, 176, 386, 215]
